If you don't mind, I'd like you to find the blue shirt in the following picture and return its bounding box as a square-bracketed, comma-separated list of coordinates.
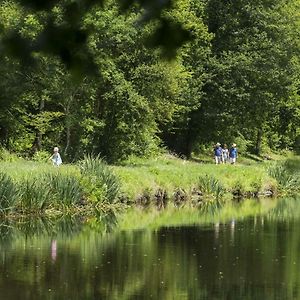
[229, 147, 238, 158]
[214, 146, 222, 157]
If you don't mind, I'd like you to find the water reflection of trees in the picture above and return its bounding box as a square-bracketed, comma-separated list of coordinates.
[267, 197, 300, 221]
[0, 198, 300, 299]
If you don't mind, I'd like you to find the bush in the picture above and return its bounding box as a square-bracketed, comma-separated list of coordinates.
[32, 150, 51, 163]
[233, 133, 250, 154]
[0, 148, 20, 162]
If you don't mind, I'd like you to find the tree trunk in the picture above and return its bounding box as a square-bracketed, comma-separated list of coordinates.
[255, 128, 263, 156]
[64, 99, 72, 157]
[31, 99, 45, 153]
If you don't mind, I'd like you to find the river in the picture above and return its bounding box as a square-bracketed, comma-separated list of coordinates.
[0, 197, 299, 299]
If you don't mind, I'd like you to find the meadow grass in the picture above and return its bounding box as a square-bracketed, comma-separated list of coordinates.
[113, 154, 276, 200]
[1, 153, 299, 217]
[0, 158, 122, 216]
[0, 172, 18, 214]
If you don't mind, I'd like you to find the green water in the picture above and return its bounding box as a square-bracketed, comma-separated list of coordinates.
[0, 198, 300, 300]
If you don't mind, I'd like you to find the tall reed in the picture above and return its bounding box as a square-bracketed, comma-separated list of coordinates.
[18, 174, 53, 213]
[197, 174, 225, 199]
[47, 172, 84, 207]
[0, 172, 18, 214]
[268, 163, 299, 191]
[79, 155, 120, 203]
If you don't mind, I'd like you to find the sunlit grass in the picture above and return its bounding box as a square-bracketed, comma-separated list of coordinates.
[79, 155, 120, 203]
[1, 154, 299, 217]
[113, 155, 276, 200]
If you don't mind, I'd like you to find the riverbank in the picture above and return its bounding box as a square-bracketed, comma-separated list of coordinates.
[114, 154, 278, 202]
[1, 153, 299, 217]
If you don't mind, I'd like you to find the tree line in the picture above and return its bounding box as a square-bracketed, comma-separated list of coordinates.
[0, 0, 299, 162]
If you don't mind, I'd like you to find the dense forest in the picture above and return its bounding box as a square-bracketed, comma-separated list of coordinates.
[0, 0, 299, 162]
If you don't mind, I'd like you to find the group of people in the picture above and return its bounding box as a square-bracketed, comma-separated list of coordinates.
[50, 144, 237, 167]
[214, 143, 238, 165]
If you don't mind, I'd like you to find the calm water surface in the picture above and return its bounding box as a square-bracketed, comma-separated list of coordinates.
[0, 199, 300, 300]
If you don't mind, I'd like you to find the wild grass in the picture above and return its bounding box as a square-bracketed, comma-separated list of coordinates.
[79, 155, 120, 203]
[0, 172, 18, 214]
[113, 154, 275, 201]
[0, 157, 123, 216]
[47, 172, 84, 207]
[197, 174, 224, 199]
[17, 174, 53, 213]
[0, 153, 299, 217]
[267, 162, 299, 192]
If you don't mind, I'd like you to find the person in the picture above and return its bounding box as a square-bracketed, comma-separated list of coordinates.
[50, 147, 62, 166]
[222, 144, 229, 164]
[229, 143, 238, 164]
[214, 143, 223, 165]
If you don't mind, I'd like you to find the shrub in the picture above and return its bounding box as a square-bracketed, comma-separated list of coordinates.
[32, 150, 51, 163]
[231, 180, 245, 198]
[0, 148, 20, 162]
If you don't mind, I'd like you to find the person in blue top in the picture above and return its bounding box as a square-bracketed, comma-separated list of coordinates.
[214, 143, 223, 165]
[50, 146, 62, 166]
[229, 143, 238, 164]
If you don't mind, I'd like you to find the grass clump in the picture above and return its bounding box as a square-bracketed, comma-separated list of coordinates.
[47, 173, 84, 207]
[79, 155, 120, 203]
[268, 163, 299, 192]
[0, 172, 18, 214]
[18, 175, 53, 213]
[197, 174, 225, 199]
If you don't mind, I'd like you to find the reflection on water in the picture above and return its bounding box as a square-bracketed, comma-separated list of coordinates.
[0, 197, 300, 300]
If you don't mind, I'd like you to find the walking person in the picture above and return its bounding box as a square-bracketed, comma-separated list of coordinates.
[229, 143, 238, 164]
[222, 144, 229, 164]
[50, 146, 62, 166]
[214, 143, 223, 165]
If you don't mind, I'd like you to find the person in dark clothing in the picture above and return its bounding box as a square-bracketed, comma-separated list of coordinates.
[214, 143, 223, 165]
[229, 143, 238, 164]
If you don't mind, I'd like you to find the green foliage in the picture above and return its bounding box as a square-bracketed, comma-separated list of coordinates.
[0, 0, 299, 162]
[233, 134, 250, 154]
[197, 174, 224, 199]
[18, 175, 52, 213]
[79, 155, 120, 203]
[0, 172, 18, 213]
[47, 173, 84, 206]
[268, 163, 299, 191]
[32, 150, 50, 162]
[0, 148, 20, 162]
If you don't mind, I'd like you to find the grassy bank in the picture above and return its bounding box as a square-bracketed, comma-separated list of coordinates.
[1, 153, 300, 217]
[114, 155, 277, 201]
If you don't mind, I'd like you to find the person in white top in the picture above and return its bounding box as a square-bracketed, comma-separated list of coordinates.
[50, 147, 62, 166]
[222, 144, 229, 164]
